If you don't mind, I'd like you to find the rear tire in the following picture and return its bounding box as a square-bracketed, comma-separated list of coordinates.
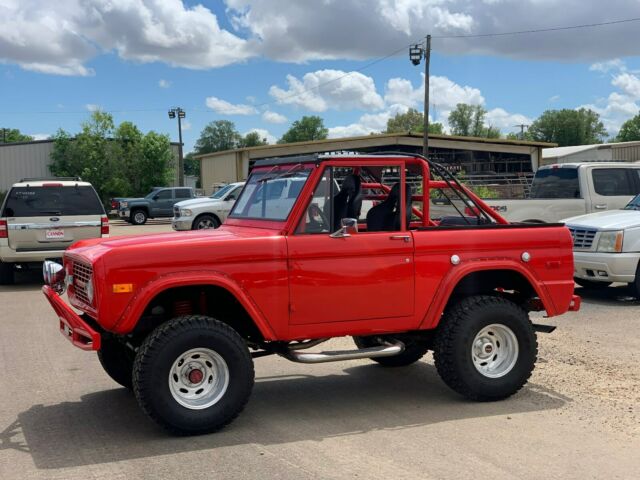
[433, 295, 537, 401]
[132, 315, 254, 435]
[0, 261, 15, 285]
[574, 278, 612, 289]
[353, 336, 428, 367]
[192, 214, 220, 230]
[131, 209, 148, 225]
[97, 338, 135, 389]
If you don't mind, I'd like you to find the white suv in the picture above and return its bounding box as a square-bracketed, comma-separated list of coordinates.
[0, 178, 108, 284]
[564, 193, 640, 296]
[172, 182, 245, 230]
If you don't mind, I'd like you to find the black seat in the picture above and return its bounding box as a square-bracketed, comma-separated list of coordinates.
[331, 174, 362, 232]
[366, 183, 411, 232]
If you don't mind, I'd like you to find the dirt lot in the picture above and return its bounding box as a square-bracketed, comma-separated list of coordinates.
[0, 221, 638, 479]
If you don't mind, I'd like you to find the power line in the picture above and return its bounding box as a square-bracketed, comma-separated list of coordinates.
[432, 17, 640, 39]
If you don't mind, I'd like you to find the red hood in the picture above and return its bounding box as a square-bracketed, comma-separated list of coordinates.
[66, 226, 284, 265]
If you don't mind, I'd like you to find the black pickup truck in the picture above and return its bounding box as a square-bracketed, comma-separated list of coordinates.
[117, 187, 195, 225]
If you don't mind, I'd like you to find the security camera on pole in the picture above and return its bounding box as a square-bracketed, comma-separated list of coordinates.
[168, 107, 186, 187]
[409, 35, 431, 158]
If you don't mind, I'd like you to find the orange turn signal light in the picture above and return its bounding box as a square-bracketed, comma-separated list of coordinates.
[112, 283, 134, 294]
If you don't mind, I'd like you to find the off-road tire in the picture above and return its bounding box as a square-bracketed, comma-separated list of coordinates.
[97, 337, 136, 389]
[132, 315, 254, 435]
[130, 209, 148, 225]
[353, 336, 428, 367]
[0, 261, 15, 285]
[574, 278, 612, 289]
[192, 214, 220, 230]
[433, 295, 537, 401]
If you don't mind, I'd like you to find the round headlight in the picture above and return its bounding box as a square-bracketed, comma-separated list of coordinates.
[43, 260, 66, 293]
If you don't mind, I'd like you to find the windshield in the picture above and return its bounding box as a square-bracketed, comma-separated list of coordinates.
[530, 167, 580, 199]
[210, 184, 235, 199]
[2, 186, 104, 217]
[624, 194, 640, 210]
[230, 167, 312, 221]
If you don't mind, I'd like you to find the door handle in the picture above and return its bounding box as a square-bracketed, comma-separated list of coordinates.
[390, 235, 411, 243]
[594, 204, 607, 210]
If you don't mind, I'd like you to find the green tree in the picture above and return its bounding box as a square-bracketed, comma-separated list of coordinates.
[528, 108, 607, 146]
[50, 111, 173, 203]
[0, 128, 34, 143]
[195, 120, 241, 154]
[278, 116, 328, 144]
[240, 131, 269, 147]
[385, 108, 443, 134]
[448, 104, 498, 137]
[616, 113, 640, 142]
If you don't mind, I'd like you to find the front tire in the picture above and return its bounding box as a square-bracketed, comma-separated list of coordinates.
[629, 262, 640, 298]
[353, 336, 428, 367]
[97, 337, 135, 389]
[192, 214, 220, 230]
[433, 295, 537, 401]
[132, 315, 254, 435]
[574, 278, 612, 289]
[131, 209, 148, 225]
[0, 261, 15, 285]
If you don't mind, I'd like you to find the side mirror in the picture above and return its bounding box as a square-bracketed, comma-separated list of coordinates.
[227, 194, 237, 201]
[330, 218, 358, 238]
[152, 195, 159, 201]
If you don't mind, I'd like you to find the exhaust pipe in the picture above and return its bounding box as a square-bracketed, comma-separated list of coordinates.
[282, 340, 405, 364]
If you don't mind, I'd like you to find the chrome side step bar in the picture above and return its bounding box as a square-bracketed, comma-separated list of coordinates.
[281, 340, 405, 364]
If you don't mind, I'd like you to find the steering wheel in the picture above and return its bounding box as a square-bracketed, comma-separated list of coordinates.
[307, 203, 330, 232]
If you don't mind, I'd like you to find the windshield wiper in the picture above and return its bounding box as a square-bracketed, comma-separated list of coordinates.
[258, 164, 304, 183]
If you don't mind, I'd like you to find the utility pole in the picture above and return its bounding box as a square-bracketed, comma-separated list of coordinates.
[168, 107, 186, 186]
[410, 35, 431, 158]
[513, 124, 529, 140]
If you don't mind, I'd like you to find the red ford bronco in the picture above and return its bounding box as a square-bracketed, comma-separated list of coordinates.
[43, 153, 580, 435]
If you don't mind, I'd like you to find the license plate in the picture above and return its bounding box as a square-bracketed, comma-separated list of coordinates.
[46, 229, 65, 240]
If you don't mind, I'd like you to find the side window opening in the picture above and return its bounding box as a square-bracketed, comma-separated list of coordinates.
[592, 169, 637, 196]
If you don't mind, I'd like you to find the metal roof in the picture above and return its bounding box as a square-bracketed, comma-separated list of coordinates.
[543, 140, 640, 159]
[195, 132, 556, 160]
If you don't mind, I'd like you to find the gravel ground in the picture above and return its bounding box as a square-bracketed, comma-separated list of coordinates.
[0, 223, 638, 479]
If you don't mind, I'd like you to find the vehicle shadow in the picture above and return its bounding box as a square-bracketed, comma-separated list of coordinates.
[575, 284, 640, 306]
[7, 362, 569, 470]
[0, 269, 44, 292]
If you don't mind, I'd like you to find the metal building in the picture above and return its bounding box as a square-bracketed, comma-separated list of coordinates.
[195, 132, 555, 195]
[0, 139, 182, 192]
[542, 141, 640, 165]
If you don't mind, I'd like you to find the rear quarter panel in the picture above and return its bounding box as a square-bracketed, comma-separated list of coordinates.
[414, 224, 575, 329]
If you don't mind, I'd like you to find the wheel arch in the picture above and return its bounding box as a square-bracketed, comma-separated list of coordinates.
[115, 272, 276, 341]
[191, 212, 222, 230]
[420, 263, 551, 330]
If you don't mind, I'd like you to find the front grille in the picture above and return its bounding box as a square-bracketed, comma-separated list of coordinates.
[72, 260, 93, 305]
[173, 206, 180, 218]
[568, 227, 597, 250]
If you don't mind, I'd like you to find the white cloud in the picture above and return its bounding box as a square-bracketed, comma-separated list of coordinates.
[612, 73, 640, 100]
[262, 111, 287, 124]
[227, 0, 640, 62]
[244, 128, 276, 144]
[590, 59, 625, 73]
[30, 133, 50, 140]
[485, 108, 532, 131]
[181, 120, 192, 131]
[85, 104, 101, 112]
[385, 74, 484, 116]
[269, 70, 385, 112]
[158, 79, 171, 88]
[328, 104, 410, 138]
[0, 0, 251, 76]
[548, 95, 560, 103]
[205, 96, 258, 115]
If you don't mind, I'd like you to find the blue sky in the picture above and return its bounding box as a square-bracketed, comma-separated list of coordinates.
[1, 0, 639, 152]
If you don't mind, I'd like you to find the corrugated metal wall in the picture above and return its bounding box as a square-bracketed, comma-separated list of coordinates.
[200, 151, 240, 194]
[1, 141, 181, 193]
[612, 144, 640, 162]
[0, 141, 54, 192]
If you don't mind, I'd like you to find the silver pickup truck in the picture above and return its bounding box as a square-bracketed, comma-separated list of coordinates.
[482, 163, 640, 223]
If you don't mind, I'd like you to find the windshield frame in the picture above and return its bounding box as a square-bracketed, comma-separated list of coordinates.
[228, 166, 313, 222]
